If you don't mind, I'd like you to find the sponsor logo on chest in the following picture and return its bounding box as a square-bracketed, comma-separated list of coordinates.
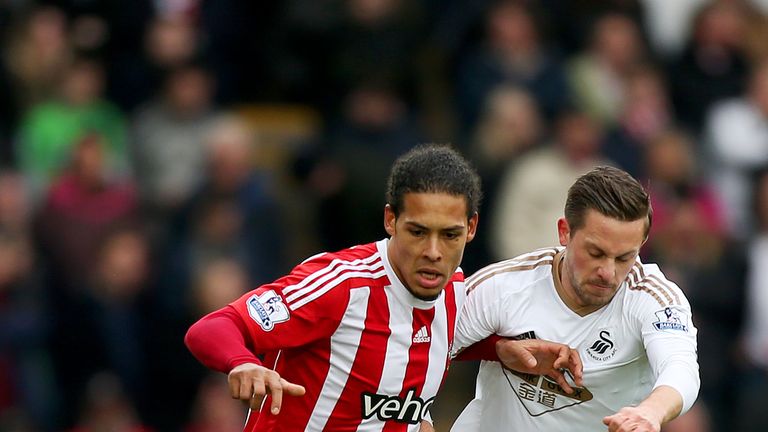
[361, 388, 434, 424]
[412, 326, 431, 343]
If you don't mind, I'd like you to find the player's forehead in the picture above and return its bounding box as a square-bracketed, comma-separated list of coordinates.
[575, 210, 645, 254]
[398, 192, 469, 228]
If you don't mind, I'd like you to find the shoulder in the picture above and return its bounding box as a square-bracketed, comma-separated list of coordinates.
[466, 247, 558, 296]
[271, 242, 387, 309]
[623, 260, 689, 311]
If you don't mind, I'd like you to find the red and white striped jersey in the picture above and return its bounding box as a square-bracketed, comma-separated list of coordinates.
[229, 239, 467, 431]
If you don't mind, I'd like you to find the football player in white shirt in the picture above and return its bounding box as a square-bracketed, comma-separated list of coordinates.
[451, 165, 699, 432]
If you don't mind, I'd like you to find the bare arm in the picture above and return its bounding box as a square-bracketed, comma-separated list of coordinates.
[602, 385, 682, 432]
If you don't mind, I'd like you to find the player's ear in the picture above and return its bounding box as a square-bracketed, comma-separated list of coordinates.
[557, 217, 570, 246]
[384, 204, 396, 236]
[466, 212, 478, 243]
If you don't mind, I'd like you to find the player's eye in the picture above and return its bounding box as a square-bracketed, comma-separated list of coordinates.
[409, 229, 425, 237]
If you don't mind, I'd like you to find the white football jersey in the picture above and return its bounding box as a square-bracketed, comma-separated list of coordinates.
[451, 248, 699, 432]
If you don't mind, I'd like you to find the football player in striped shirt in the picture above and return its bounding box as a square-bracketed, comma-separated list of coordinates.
[450, 166, 700, 432]
[185, 144, 581, 431]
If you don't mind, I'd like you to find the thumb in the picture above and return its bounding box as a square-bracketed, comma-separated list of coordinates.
[504, 342, 537, 368]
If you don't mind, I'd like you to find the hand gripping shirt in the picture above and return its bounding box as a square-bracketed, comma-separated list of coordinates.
[229, 239, 467, 431]
[451, 248, 699, 432]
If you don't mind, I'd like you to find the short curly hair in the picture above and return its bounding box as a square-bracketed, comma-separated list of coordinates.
[386, 144, 482, 219]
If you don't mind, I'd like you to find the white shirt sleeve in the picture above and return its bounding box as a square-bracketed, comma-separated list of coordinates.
[452, 276, 504, 358]
[634, 272, 700, 414]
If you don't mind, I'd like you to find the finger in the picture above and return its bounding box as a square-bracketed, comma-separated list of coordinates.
[507, 341, 537, 369]
[266, 373, 284, 415]
[568, 349, 584, 386]
[228, 375, 241, 399]
[281, 378, 306, 396]
[250, 389, 265, 412]
[240, 376, 256, 401]
[552, 345, 571, 370]
[548, 370, 573, 394]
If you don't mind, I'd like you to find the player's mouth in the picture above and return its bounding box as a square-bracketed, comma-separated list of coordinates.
[416, 270, 443, 289]
[588, 281, 614, 292]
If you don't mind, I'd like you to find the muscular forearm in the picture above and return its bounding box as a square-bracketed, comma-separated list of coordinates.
[638, 385, 683, 425]
[603, 385, 684, 431]
[184, 306, 261, 373]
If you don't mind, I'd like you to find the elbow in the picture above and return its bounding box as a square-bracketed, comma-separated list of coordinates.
[184, 319, 205, 356]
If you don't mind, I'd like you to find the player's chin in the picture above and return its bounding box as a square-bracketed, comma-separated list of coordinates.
[410, 285, 443, 301]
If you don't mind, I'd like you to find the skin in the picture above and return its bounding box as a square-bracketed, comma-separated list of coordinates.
[556, 209, 647, 316]
[554, 208, 683, 431]
[384, 192, 478, 301]
[229, 193, 586, 427]
[229, 191, 479, 416]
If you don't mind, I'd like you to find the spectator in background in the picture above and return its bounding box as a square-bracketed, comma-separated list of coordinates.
[16, 56, 129, 203]
[642, 129, 741, 432]
[35, 132, 138, 293]
[705, 58, 768, 239]
[184, 373, 246, 432]
[469, 84, 544, 184]
[311, 79, 423, 251]
[568, 11, 648, 128]
[130, 62, 218, 226]
[0, 165, 42, 432]
[643, 129, 726, 251]
[736, 167, 768, 432]
[163, 115, 284, 317]
[467, 84, 544, 270]
[3, 5, 72, 110]
[489, 110, 610, 260]
[34, 133, 140, 427]
[326, 0, 426, 111]
[669, 0, 749, 131]
[602, 64, 674, 179]
[0, 228, 54, 431]
[84, 227, 152, 411]
[456, 0, 570, 134]
[189, 258, 250, 318]
[69, 372, 152, 432]
[109, 14, 203, 111]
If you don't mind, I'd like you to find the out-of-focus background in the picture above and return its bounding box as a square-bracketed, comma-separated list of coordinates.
[0, 0, 766, 431]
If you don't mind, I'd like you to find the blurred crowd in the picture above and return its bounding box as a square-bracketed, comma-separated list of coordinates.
[0, 0, 767, 431]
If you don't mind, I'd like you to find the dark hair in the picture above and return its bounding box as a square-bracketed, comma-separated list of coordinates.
[386, 144, 482, 219]
[565, 166, 652, 237]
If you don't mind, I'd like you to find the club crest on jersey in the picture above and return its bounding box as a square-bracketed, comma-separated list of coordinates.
[246, 290, 289, 331]
[585, 329, 617, 362]
[653, 307, 689, 332]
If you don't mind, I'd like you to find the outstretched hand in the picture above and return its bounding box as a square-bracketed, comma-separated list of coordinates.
[495, 338, 583, 394]
[603, 406, 661, 432]
[228, 362, 306, 415]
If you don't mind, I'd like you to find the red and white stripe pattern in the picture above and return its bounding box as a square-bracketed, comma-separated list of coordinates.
[233, 239, 465, 431]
